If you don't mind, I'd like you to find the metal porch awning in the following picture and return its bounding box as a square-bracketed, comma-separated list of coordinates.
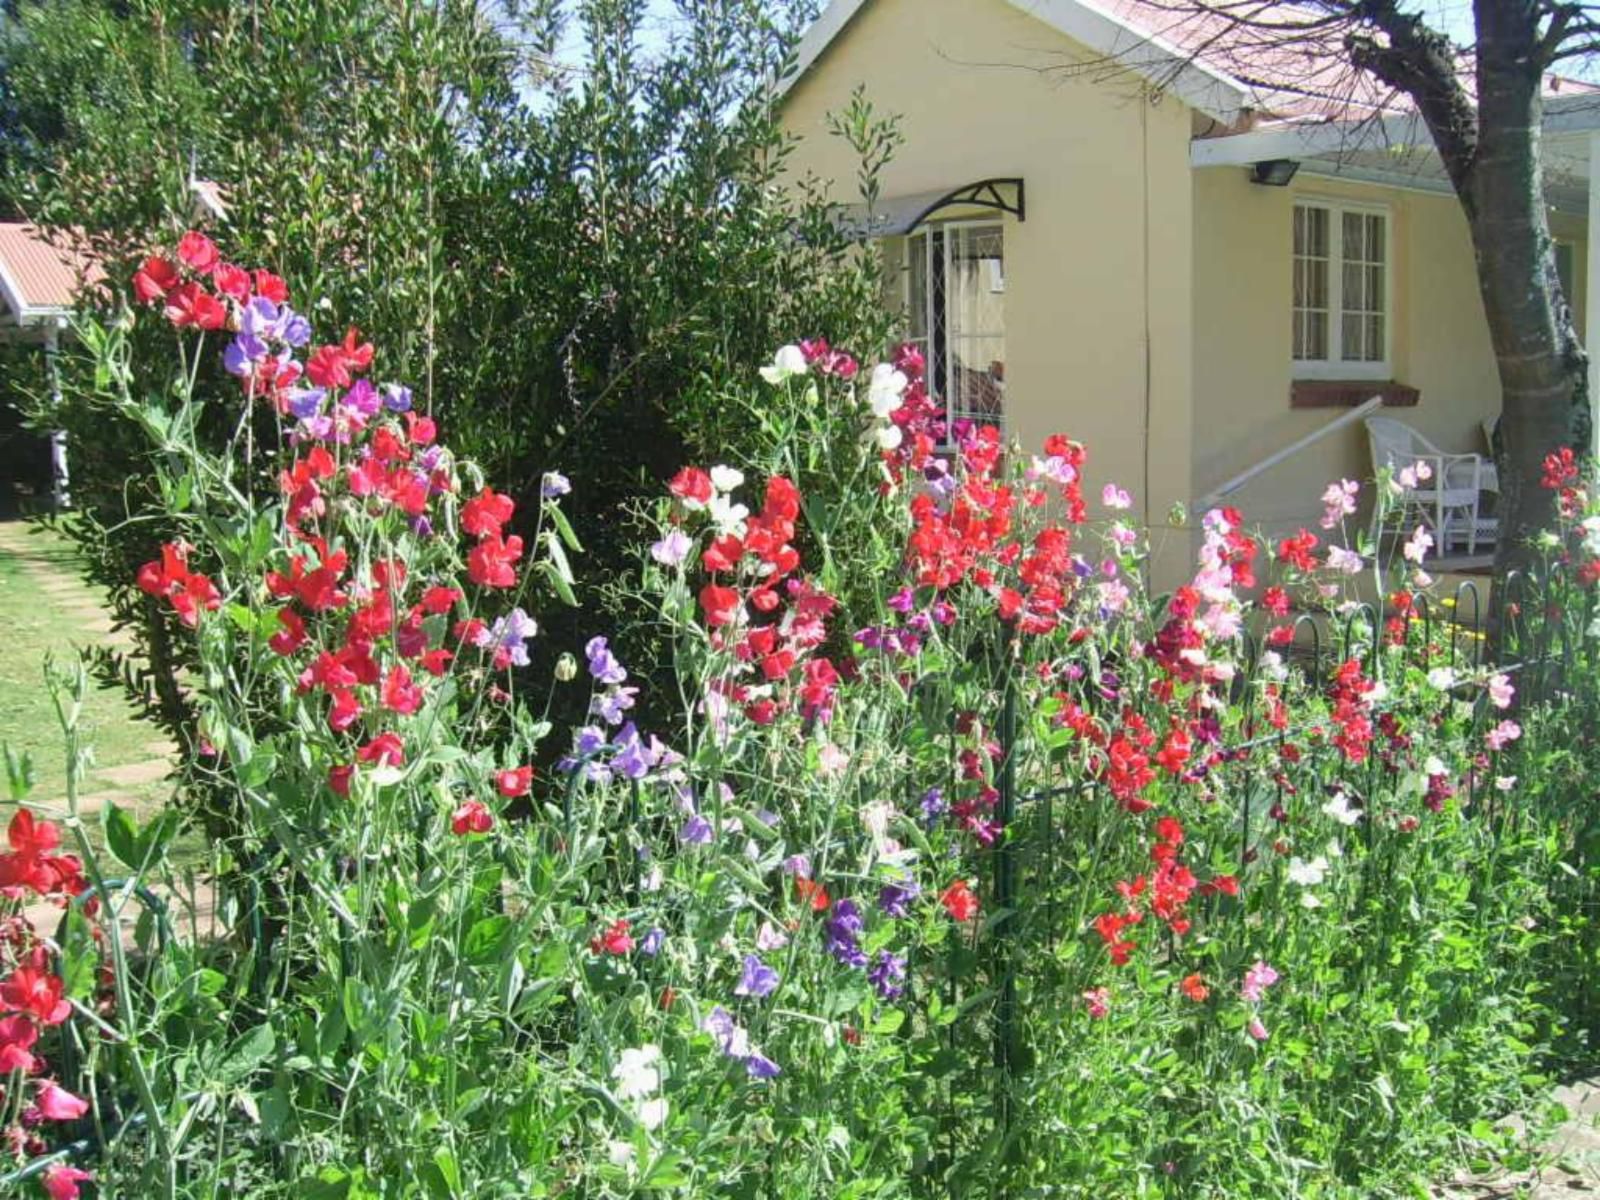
[833, 177, 1026, 239]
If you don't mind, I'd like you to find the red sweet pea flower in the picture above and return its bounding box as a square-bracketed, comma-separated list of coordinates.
[355, 732, 405, 769]
[212, 262, 251, 301]
[940, 879, 980, 922]
[36, 1081, 89, 1121]
[9, 809, 61, 859]
[419, 648, 454, 676]
[253, 269, 290, 303]
[589, 918, 634, 956]
[381, 664, 424, 716]
[699, 583, 742, 628]
[421, 585, 462, 615]
[268, 608, 308, 656]
[132, 255, 180, 303]
[0, 1014, 38, 1073]
[136, 542, 222, 626]
[163, 281, 227, 331]
[451, 799, 493, 835]
[495, 766, 533, 798]
[467, 533, 524, 588]
[177, 230, 220, 273]
[42, 1164, 93, 1200]
[794, 877, 830, 912]
[328, 765, 354, 797]
[462, 487, 515, 539]
[405, 412, 437, 446]
[1179, 973, 1209, 1002]
[1275, 529, 1319, 572]
[306, 327, 376, 390]
[0, 962, 70, 1025]
[668, 466, 714, 507]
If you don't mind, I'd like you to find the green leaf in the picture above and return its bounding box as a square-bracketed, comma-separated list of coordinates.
[3, 746, 34, 801]
[104, 802, 141, 870]
[643, 1153, 691, 1188]
[218, 1023, 276, 1084]
[58, 907, 96, 1001]
[463, 915, 511, 964]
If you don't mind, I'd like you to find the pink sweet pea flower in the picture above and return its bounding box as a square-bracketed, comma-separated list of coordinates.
[36, 1081, 89, 1121]
[42, 1165, 94, 1200]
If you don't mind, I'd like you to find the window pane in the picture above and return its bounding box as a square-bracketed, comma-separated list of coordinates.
[1293, 204, 1332, 362]
[906, 234, 928, 339]
[943, 223, 1005, 426]
[1343, 211, 1364, 262]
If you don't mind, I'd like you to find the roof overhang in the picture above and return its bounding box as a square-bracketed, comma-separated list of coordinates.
[775, 0, 1254, 125]
[0, 257, 70, 331]
[834, 178, 1026, 238]
[1191, 98, 1600, 216]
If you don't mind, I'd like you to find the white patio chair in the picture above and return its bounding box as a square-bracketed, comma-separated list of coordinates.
[1365, 416, 1497, 555]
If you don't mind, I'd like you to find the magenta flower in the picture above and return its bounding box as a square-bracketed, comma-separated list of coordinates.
[1240, 960, 1279, 1003]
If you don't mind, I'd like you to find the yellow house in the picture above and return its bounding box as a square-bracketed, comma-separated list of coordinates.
[776, 0, 1600, 581]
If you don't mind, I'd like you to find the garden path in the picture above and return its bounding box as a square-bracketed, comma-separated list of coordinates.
[1435, 1073, 1600, 1195]
[0, 520, 217, 942]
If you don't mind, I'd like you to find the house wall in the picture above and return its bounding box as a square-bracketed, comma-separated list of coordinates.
[1192, 166, 1589, 545]
[779, 0, 1198, 582]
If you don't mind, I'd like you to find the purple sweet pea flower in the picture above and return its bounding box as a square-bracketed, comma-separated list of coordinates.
[585, 636, 628, 685]
[343, 379, 381, 417]
[734, 954, 779, 999]
[824, 899, 867, 969]
[781, 854, 811, 878]
[744, 1052, 781, 1079]
[886, 587, 916, 614]
[287, 387, 328, 420]
[868, 950, 906, 1000]
[877, 876, 921, 919]
[702, 1006, 749, 1058]
[409, 514, 433, 539]
[920, 787, 946, 827]
[282, 311, 313, 347]
[381, 383, 413, 412]
[650, 529, 692, 567]
[640, 927, 666, 956]
[575, 725, 609, 757]
[593, 686, 638, 727]
[541, 472, 572, 499]
[488, 607, 538, 667]
[679, 814, 714, 845]
[612, 722, 657, 781]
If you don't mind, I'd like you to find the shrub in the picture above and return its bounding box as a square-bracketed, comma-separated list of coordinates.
[0, 238, 1592, 1200]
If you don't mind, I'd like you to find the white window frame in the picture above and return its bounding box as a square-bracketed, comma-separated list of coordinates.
[1292, 197, 1392, 381]
[902, 219, 1007, 442]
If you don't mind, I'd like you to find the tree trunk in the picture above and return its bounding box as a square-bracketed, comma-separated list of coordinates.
[1469, 0, 1589, 592]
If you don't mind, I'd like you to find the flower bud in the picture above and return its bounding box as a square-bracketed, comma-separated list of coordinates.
[554, 652, 578, 682]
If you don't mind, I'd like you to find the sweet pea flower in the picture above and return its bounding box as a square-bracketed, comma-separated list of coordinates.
[611, 1044, 661, 1101]
[1485, 719, 1522, 751]
[868, 949, 906, 1000]
[709, 465, 745, 493]
[759, 344, 808, 384]
[651, 529, 692, 566]
[1248, 1017, 1270, 1042]
[541, 472, 572, 499]
[585, 636, 628, 685]
[42, 1165, 93, 1200]
[734, 953, 780, 999]
[1403, 525, 1433, 564]
[1487, 673, 1514, 710]
[868, 363, 908, 417]
[1083, 987, 1111, 1019]
[1325, 545, 1363, 575]
[1101, 483, 1132, 510]
[1319, 479, 1359, 529]
[1240, 960, 1280, 1003]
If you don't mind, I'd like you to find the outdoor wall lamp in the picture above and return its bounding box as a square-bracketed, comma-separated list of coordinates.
[1249, 159, 1300, 186]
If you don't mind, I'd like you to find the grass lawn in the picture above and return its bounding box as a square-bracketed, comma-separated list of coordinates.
[0, 520, 173, 819]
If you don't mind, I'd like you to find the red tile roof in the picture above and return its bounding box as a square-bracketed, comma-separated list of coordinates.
[0, 223, 103, 319]
[1105, 0, 1599, 125]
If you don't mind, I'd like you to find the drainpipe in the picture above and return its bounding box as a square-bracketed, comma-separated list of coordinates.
[44, 319, 69, 510]
[1588, 131, 1600, 459]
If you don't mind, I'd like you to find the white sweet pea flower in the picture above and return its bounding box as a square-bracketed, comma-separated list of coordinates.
[759, 344, 808, 384]
[1426, 667, 1457, 691]
[709, 465, 745, 493]
[1259, 651, 1288, 682]
[707, 493, 750, 535]
[607, 1141, 637, 1168]
[1287, 855, 1329, 886]
[868, 363, 908, 417]
[875, 423, 904, 451]
[1322, 792, 1362, 826]
[1582, 516, 1600, 556]
[1424, 755, 1447, 777]
[637, 1097, 669, 1131]
[612, 1045, 662, 1101]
